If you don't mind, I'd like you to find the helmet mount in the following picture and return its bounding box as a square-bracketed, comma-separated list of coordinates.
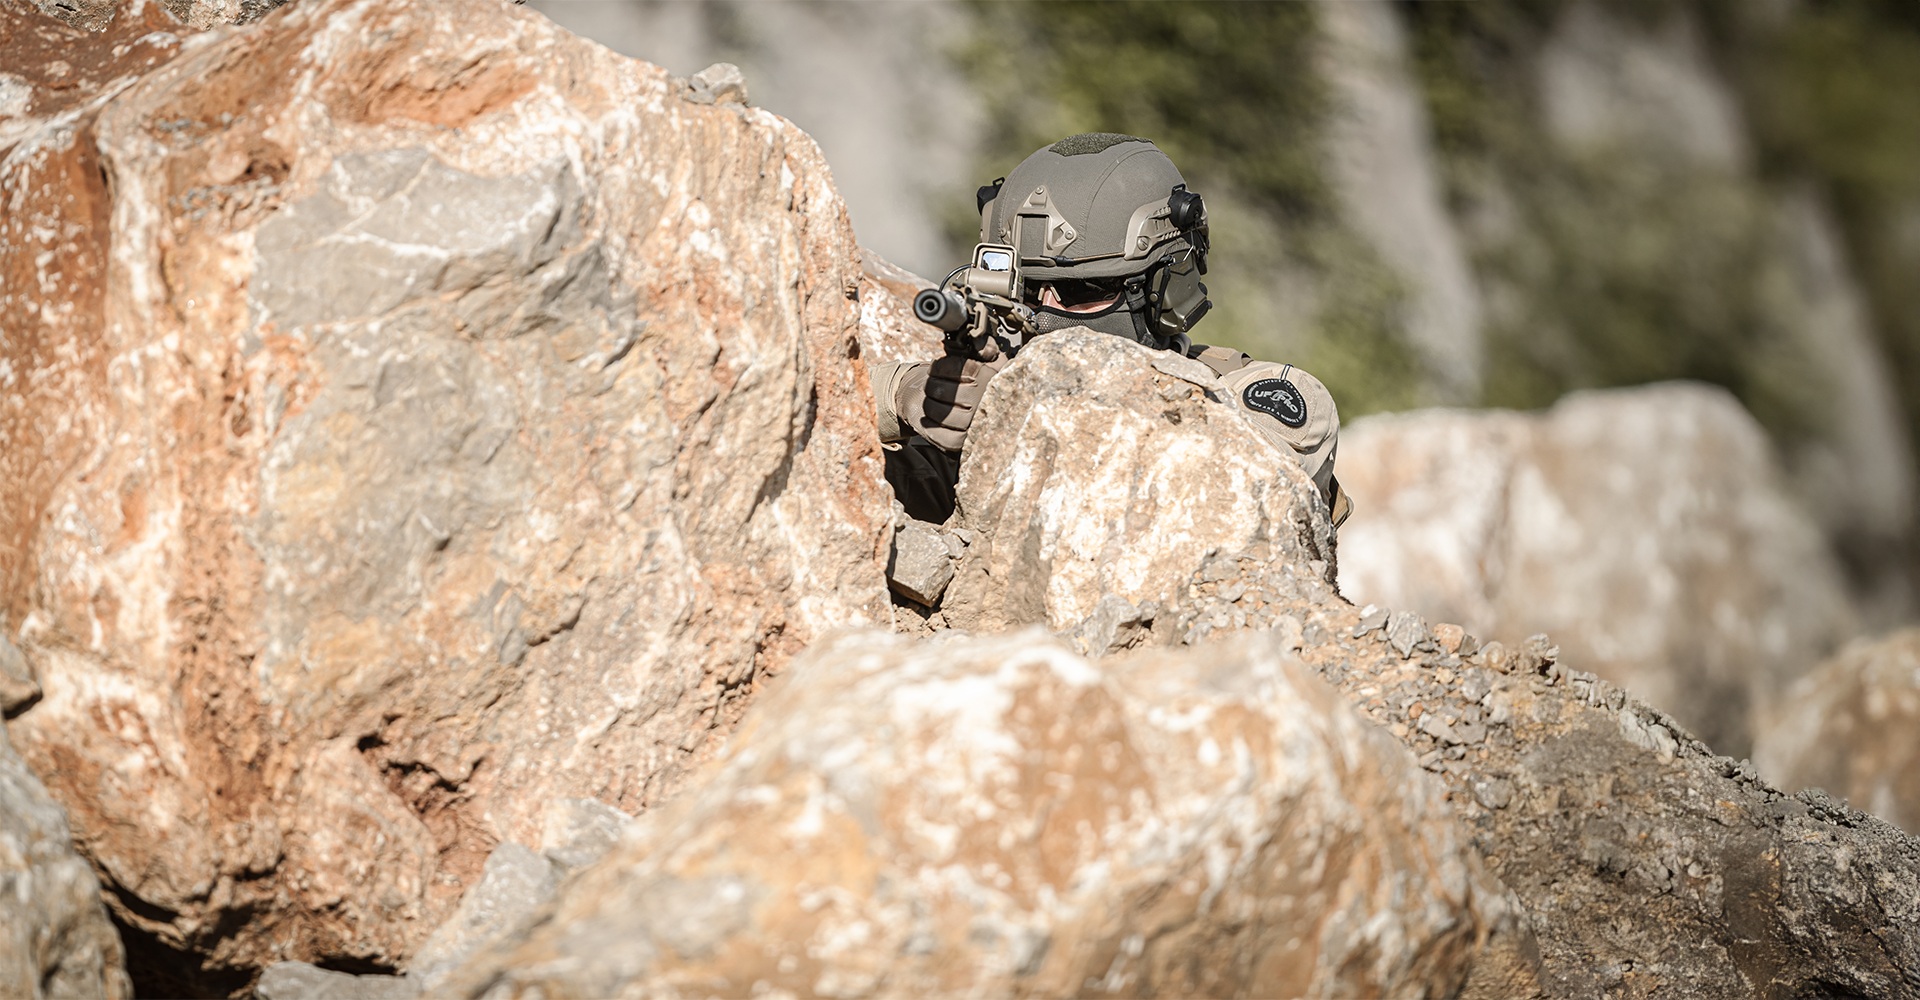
[976, 135, 1212, 345]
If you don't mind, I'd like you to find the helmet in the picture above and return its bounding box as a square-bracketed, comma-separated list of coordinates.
[978, 133, 1212, 344]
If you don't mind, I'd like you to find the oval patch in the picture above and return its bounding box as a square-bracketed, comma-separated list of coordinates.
[1243, 378, 1308, 428]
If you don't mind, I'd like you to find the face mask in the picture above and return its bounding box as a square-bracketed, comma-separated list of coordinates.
[1031, 301, 1148, 344]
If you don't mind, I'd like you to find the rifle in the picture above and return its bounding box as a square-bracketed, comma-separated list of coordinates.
[912, 243, 1036, 363]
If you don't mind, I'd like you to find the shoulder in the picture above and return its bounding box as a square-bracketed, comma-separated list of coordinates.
[1184, 344, 1339, 447]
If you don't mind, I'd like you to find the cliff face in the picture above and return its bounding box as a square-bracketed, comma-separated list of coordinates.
[2, 0, 888, 988]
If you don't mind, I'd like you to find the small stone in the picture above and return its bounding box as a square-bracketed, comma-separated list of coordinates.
[887, 518, 955, 607]
[1431, 623, 1465, 654]
[684, 62, 749, 105]
[1469, 775, 1514, 811]
[1352, 605, 1390, 638]
[1479, 640, 1510, 674]
[1386, 611, 1432, 659]
[1457, 632, 1483, 657]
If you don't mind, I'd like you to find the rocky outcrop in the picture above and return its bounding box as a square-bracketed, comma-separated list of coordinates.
[1755, 628, 1920, 834]
[882, 342, 1920, 995]
[0, 715, 131, 999]
[1335, 384, 1856, 757]
[1, 0, 889, 987]
[448, 629, 1525, 998]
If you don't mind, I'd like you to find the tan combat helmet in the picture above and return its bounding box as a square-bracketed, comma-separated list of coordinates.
[978, 133, 1211, 345]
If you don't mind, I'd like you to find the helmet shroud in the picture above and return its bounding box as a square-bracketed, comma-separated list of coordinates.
[980, 133, 1211, 342]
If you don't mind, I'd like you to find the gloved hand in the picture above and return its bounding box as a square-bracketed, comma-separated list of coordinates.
[897, 354, 1008, 453]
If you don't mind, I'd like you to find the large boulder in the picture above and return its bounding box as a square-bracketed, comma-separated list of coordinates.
[941, 329, 1340, 648]
[1755, 628, 1920, 834]
[448, 629, 1525, 998]
[0, 712, 131, 1000]
[1334, 384, 1856, 756]
[0, 0, 889, 986]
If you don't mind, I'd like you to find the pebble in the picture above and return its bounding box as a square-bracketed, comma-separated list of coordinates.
[1352, 606, 1390, 638]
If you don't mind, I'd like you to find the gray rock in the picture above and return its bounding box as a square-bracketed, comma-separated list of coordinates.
[684, 62, 748, 106]
[255, 963, 417, 1000]
[1352, 605, 1391, 637]
[886, 517, 954, 607]
[0, 722, 130, 998]
[409, 843, 560, 991]
[0, 634, 38, 716]
[538, 797, 632, 872]
[1386, 610, 1433, 658]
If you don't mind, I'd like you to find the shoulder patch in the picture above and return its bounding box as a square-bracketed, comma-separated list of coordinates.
[1243, 378, 1308, 428]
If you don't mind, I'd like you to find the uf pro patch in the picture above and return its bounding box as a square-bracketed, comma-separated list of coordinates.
[1243, 378, 1308, 428]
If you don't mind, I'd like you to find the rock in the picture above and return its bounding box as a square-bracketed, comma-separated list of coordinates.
[855, 248, 944, 366]
[0, 0, 889, 985]
[833, 330, 1920, 994]
[1754, 628, 1920, 834]
[1336, 383, 1856, 756]
[537, 797, 633, 873]
[0, 721, 131, 999]
[445, 630, 1530, 998]
[408, 843, 560, 992]
[0, 634, 39, 716]
[683, 61, 749, 106]
[886, 516, 955, 607]
[942, 329, 1339, 642]
[255, 963, 417, 1000]
[1303, 597, 1920, 997]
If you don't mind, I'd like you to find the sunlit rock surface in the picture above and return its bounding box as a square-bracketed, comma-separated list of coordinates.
[1336, 383, 1855, 757]
[942, 330, 1340, 650]
[448, 630, 1520, 999]
[0, 0, 889, 985]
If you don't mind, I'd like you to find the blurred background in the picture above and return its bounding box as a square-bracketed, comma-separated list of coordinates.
[529, 0, 1920, 636]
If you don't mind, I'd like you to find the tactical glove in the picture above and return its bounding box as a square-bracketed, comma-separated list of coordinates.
[898, 354, 1007, 453]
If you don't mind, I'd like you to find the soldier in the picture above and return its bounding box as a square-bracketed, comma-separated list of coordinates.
[874, 133, 1351, 528]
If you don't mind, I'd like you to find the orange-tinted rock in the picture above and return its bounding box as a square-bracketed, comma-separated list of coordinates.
[448, 630, 1522, 998]
[1, 0, 889, 985]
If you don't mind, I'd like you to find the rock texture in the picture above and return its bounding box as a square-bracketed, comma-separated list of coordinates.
[854, 248, 942, 367]
[1335, 384, 1855, 756]
[2, 0, 889, 987]
[449, 630, 1522, 999]
[1755, 628, 1920, 834]
[886, 341, 1920, 995]
[942, 329, 1340, 650]
[0, 719, 131, 999]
